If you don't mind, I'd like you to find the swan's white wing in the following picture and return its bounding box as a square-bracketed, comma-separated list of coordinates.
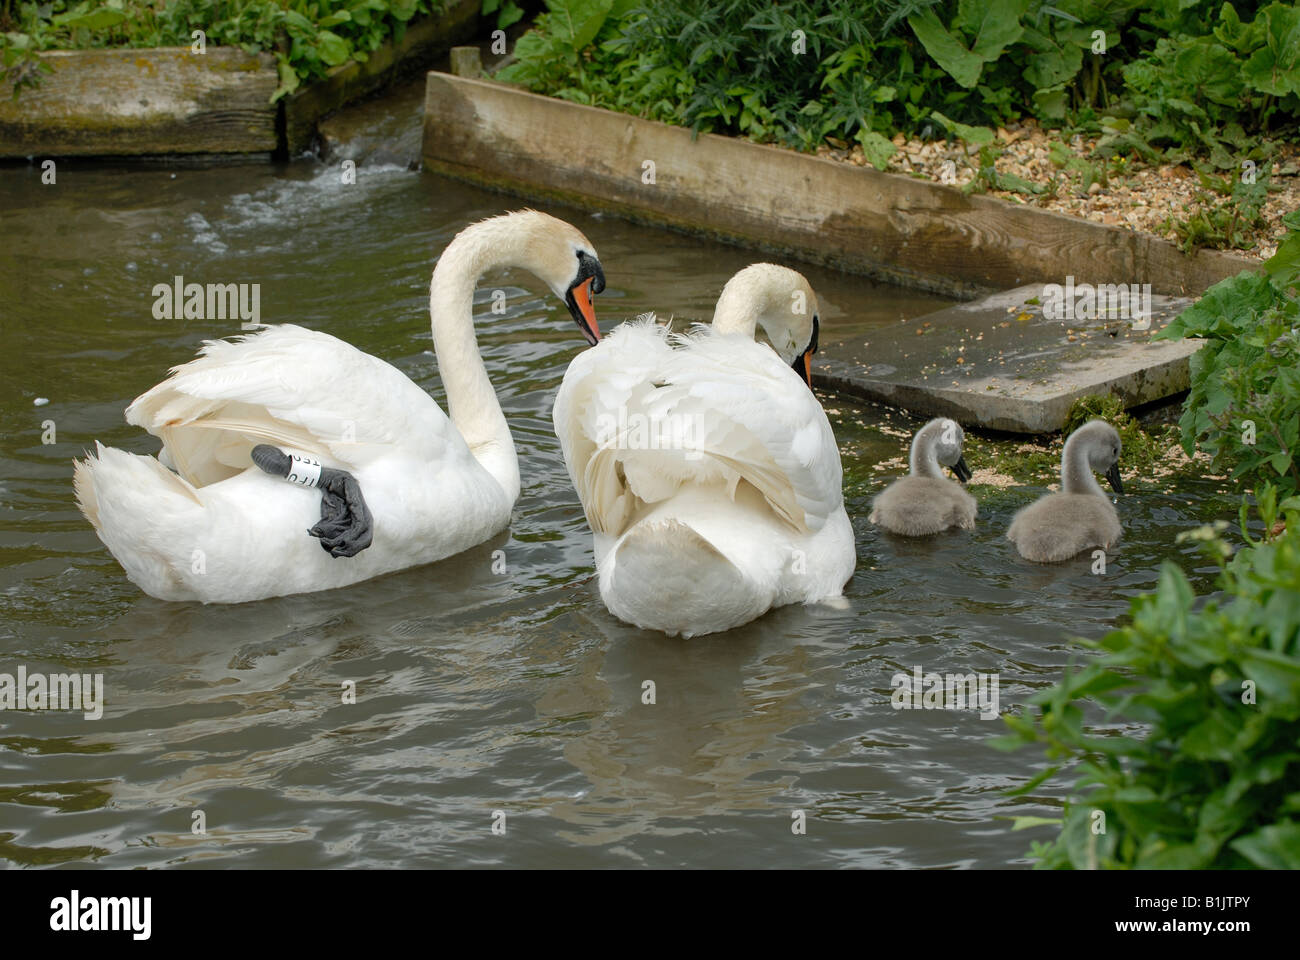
[554, 320, 842, 537]
[127, 324, 455, 485]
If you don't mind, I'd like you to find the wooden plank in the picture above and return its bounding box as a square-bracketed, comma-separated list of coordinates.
[421, 73, 1256, 299]
[0, 47, 278, 158]
[284, 0, 481, 154]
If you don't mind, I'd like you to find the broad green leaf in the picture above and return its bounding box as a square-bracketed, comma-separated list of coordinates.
[856, 129, 896, 170]
[908, 10, 984, 88]
[1137, 841, 1215, 869]
[271, 56, 300, 104]
[1241, 3, 1300, 97]
[499, 1, 526, 29]
[551, 0, 614, 50]
[1009, 815, 1063, 831]
[931, 111, 995, 145]
[317, 30, 351, 67]
[54, 6, 126, 29]
[1265, 230, 1300, 291]
[1032, 85, 1067, 119]
[389, 0, 418, 21]
[1231, 821, 1300, 869]
[957, 0, 1029, 61]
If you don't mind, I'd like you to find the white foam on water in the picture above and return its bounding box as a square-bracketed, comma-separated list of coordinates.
[223, 162, 413, 234]
[183, 162, 414, 255]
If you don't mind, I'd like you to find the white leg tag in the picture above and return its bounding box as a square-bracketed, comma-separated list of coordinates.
[285, 453, 323, 488]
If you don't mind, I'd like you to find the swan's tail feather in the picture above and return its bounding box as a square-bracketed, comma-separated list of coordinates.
[603, 518, 765, 638]
[73, 443, 206, 599]
[72, 456, 101, 534]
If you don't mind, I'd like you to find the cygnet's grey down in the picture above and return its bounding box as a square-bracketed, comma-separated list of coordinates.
[1007, 419, 1124, 562]
[870, 417, 976, 536]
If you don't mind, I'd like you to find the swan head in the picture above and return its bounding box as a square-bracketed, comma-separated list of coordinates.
[1069, 419, 1124, 494]
[515, 211, 605, 346]
[713, 263, 820, 386]
[451, 210, 605, 345]
[914, 417, 972, 482]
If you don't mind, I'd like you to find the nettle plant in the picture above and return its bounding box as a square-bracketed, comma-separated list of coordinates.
[997, 491, 1300, 869]
[1157, 214, 1300, 502]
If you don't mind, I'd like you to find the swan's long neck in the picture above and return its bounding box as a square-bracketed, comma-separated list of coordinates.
[1061, 436, 1104, 496]
[711, 287, 759, 338]
[429, 221, 527, 503]
[909, 430, 943, 479]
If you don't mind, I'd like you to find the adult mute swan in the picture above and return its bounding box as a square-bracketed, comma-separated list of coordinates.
[75, 210, 605, 603]
[553, 263, 855, 638]
[869, 417, 976, 536]
[1007, 419, 1123, 562]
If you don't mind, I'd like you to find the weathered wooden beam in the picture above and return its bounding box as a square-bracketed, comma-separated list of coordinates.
[0, 3, 482, 160]
[449, 45, 483, 79]
[421, 73, 1256, 299]
[0, 47, 278, 159]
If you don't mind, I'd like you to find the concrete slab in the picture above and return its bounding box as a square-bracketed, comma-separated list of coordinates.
[813, 283, 1201, 434]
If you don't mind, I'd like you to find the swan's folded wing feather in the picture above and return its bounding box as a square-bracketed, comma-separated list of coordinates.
[554, 321, 843, 536]
[554, 320, 674, 534]
[126, 324, 455, 485]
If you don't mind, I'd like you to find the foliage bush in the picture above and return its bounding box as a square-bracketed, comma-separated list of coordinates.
[496, 0, 1300, 173]
[997, 490, 1300, 868]
[998, 221, 1300, 870]
[1157, 214, 1300, 501]
[1, 0, 444, 100]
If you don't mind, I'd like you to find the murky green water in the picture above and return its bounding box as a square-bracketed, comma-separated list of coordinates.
[0, 156, 1231, 868]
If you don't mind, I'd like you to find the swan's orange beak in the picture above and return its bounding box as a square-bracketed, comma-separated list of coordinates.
[565, 277, 601, 346]
[791, 314, 819, 388]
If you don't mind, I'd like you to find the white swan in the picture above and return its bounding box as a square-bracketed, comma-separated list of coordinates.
[1007, 419, 1124, 562]
[869, 417, 976, 535]
[74, 210, 605, 603]
[553, 263, 856, 638]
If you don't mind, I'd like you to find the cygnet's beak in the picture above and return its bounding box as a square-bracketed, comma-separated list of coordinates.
[952, 456, 973, 484]
[1105, 461, 1124, 495]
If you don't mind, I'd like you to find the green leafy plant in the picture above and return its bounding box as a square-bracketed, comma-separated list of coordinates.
[1162, 167, 1276, 254]
[495, 0, 1300, 198]
[997, 490, 1300, 869]
[481, 0, 523, 31]
[1113, 3, 1300, 169]
[1157, 218, 1300, 500]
